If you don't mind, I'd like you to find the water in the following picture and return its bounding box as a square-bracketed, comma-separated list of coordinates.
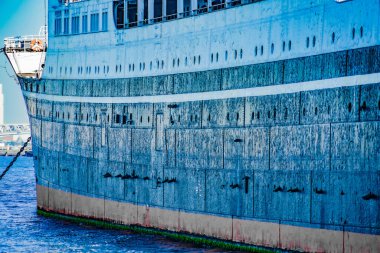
[0, 157, 234, 253]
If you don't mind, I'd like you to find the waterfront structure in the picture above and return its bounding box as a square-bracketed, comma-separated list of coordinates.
[0, 84, 3, 124]
[3, 0, 380, 252]
[0, 124, 32, 156]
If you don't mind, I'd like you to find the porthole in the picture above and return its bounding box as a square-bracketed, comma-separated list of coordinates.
[273, 108, 276, 119]
[348, 102, 352, 112]
[303, 108, 306, 116]
[161, 60, 164, 69]
[288, 41, 291, 51]
[193, 56, 196, 64]
[157, 60, 159, 69]
[185, 57, 188, 66]
[226, 113, 230, 121]
[178, 115, 180, 122]
[198, 55, 201, 64]
[114, 114, 120, 124]
[236, 113, 239, 121]
[147, 116, 150, 123]
[312, 36, 316, 47]
[177, 58, 180, 67]
[362, 101, 367, 110]
[234, 50, 237, 59]
[143, 62, 145, 70]
[352, 28, 355, 39]
[261, 45, 264, 55]
[211, 53, 214, 63]
[284, 107, 288, 120]
[251, 112, 254, 120]
[216, 52, 219, 62]
[132, 64, 134, 71]
[128, 64, 131, 72]
[225, 51, 228, 60]
[207, 114, 211, 121]
[190, 115, 193, 122]
[140, 116, 143, 123]
[172, 59, 175, 67]
[257, 111, 260, 120]
[315, 107, 318, 115]
[306, 37, 310, 48]
[240, 49, 243, 59]
[150, 61, 152, 70]
[282, 41, 286, 52]
[360, 26, 363, 38]
[271, 43, 274, 54]
[332, 32, 335, 44]
[255, 46, 258, 56]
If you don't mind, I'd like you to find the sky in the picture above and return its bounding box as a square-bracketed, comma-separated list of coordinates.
[0, 0, 45, 124]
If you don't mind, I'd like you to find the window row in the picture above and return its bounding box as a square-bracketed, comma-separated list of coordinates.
[48, 26, 367, 75]
[54, 10, 108, 35]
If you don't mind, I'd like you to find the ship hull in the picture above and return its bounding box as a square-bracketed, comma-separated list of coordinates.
[21, 45, 380, 252]
[36, 184, 379, 252]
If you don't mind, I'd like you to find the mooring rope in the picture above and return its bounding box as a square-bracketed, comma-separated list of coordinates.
[0, 137, 31, 180]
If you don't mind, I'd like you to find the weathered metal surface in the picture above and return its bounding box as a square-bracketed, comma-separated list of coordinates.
[25, 47, 380, 252]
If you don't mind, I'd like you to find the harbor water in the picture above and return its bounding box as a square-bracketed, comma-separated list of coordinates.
[0, 157, 234, 253]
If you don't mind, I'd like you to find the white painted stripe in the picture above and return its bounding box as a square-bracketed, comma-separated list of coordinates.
[25, 73, 380, 104]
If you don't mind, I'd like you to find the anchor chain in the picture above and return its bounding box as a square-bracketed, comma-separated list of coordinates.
[0, 136, 31, 180]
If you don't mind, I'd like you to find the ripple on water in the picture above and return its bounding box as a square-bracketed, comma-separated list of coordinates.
[0, 157, 237, 253]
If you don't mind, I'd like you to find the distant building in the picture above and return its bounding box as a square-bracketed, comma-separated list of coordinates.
[0, 84, 3, 124]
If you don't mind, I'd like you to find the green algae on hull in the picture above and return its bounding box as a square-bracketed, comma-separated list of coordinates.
[37, 209, 278, 253]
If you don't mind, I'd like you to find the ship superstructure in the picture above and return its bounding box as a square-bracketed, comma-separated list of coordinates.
[3, 0, 380, 252]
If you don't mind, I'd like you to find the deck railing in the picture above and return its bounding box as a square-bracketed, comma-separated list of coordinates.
[4, 35, 47, 53]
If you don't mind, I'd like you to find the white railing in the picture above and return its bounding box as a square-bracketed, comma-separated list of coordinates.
[4, 35, 47, 52]
[63, 0, 87, 5]
[4, 26, 47, 51]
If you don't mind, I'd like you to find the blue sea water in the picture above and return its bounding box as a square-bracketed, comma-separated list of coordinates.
[0, 157, 234, 253]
